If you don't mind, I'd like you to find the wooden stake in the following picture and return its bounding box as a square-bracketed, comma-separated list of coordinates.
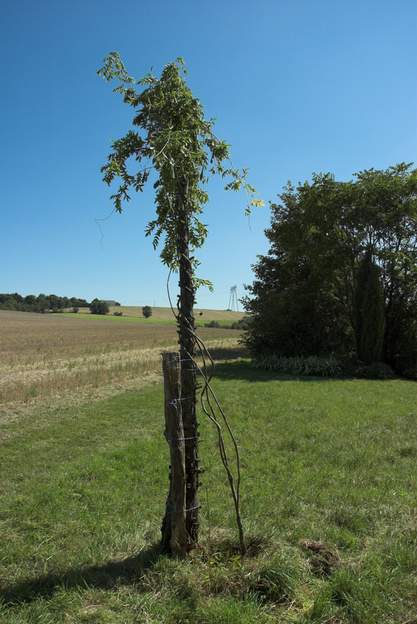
[161, 352, 188, 556]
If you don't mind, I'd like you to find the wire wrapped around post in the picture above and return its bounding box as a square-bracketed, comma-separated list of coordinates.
[167, 267, 246, 556]
[161, 352, 188, 556]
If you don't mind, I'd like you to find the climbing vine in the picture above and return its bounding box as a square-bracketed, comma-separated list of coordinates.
[98, 52, 260, 284]
[99, 52, 260, 553]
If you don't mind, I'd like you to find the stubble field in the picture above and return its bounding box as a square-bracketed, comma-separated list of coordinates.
[0, 310, 243, 415]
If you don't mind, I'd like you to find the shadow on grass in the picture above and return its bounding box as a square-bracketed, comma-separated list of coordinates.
[190, 345, 379, 383]
[1, 543, 162, 606]
[207, 345, 248, 362]
[1, 536, 268, 608]
[209, 360, 344, 383]
[207, 350, 402, 383]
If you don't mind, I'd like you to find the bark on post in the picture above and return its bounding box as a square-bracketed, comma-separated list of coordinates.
[177, 179, 199, 546]
[161, 352, 188, 556]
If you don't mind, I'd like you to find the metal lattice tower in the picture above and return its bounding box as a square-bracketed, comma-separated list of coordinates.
[228, 285, 239, 312]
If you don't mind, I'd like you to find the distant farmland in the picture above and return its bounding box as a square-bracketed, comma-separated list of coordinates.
[67, 305, 245, 326]
[0, 309, 244, 414]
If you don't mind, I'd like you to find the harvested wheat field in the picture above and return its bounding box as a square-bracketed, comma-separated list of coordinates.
[0, 310, 244, 415]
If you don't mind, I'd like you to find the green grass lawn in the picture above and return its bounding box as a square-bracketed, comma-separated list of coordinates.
[1, 363, 416, 623]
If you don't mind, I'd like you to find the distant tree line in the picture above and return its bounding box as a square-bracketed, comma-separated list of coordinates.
[244, 163, 417, 378]
[0, 293, 90, 313]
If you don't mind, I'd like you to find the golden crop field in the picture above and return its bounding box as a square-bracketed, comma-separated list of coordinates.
[0, 310, 244, 416]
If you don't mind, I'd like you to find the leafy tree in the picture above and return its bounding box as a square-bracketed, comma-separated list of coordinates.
[0, 292, 88, 313]
[204, 320, 220, 328]
[354, 251, 385, 363]
[48, 294, 62, 311]
[142, 305, 152, 318]
[36, 294, 48, 313]
[89, 299, 109, 315]
[352, 164, 417, 371]
[70, 297, 89, 308]
[244, 164, 417, 373]
[98, 52, 257, 553]
[244, 174, 355, 357]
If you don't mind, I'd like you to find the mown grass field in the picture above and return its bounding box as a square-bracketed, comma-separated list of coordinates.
[1, 359, 416, 623]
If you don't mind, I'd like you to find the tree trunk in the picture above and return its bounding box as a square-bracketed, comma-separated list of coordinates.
[177, 179, 199, 547]
[161, 352, 188, 556]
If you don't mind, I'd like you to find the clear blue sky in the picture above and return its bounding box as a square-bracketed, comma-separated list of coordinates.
[1, 0, 416, 308]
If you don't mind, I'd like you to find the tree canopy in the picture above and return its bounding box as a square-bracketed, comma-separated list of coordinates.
[244, 163, 417, 376]
[0, 293, 89, 313]
[98, 53, 260, 287]
[89, 299, 110, 315]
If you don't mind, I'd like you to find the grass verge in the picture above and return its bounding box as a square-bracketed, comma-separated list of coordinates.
[0, 364, 416, 622]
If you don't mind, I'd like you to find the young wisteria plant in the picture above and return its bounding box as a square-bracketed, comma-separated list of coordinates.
[98, 53, 260, 555]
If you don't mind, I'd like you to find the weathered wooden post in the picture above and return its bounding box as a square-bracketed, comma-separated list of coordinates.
[161, 352, 188, 556]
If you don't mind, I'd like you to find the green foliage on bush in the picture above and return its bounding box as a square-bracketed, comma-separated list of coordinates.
[230, 318, 249, 330]
[142, 305, 152, 318]
[253, 355, 342, 377]
[204, 320, 220, 328]
[244, 164, 417, 376]
[0, 293, 89, 313]
[89, 299, 109, 315]
[354, 251, 385, 364]
[353, 362, 396, 379]
[402, 367, 417, 380]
